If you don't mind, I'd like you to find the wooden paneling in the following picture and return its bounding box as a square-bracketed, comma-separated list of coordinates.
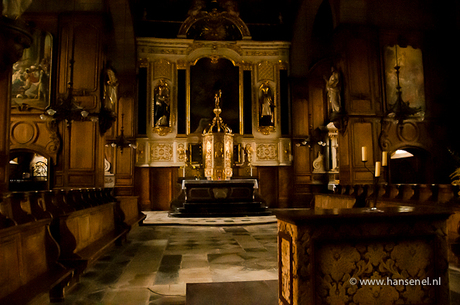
[134, 167, 151, 210]
[69, 121, 96, 170]
[293, 145, 310, 175]
[58, 13, 104, 111]
[351, 121, 374, 167]
[292, 98, 309, 137]
[278, 166, 292, 208]
[258, 167, 278, 208]
[347, 38, 372, 99]
[150, 167, 176, 211]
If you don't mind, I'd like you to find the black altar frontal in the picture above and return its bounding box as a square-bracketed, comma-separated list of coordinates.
[169, 179, 271, 217]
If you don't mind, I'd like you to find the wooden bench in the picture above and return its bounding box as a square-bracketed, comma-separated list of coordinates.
[116, 195, 146, 230]
[0, 188, 145, 301]
[46, 190, 145, 277]
[0, 217, 73, 304]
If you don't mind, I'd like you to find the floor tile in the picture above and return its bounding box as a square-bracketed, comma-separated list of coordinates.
[50, 220, 460, 305]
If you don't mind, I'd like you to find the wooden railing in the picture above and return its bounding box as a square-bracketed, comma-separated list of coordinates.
[316, 183, 460, 267]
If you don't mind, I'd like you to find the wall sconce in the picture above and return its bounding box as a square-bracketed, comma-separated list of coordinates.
[106, 114, 137, 154]
[40, 90, 99, 128]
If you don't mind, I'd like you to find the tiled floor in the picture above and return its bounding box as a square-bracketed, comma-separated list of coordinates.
[54, 223, 278, 305]
[53, 222, 460, 305]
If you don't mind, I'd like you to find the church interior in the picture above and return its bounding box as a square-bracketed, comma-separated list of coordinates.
[1, 0, 460, 304]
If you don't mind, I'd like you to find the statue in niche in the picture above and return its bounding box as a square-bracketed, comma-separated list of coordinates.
[154, 79, 170, 127]
[104, 64, 118, 110]
[324, 67, 341, 114]
[259, 81, 275, 126]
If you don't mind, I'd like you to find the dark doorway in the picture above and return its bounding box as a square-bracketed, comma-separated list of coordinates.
[389, 148, 431, 184]
[9, 150, 49, 191]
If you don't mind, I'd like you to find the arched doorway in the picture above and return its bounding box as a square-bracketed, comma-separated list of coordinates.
[9, 150, 50, 191]
[389, 147, 431, 184]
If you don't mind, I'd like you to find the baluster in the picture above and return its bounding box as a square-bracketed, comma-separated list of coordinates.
[437, 184, 454, 203]
[417, 184, 433, 203]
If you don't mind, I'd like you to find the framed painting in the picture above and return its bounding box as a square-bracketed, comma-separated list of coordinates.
[11, 29, 53, 110]
[384, 45, 425, 117]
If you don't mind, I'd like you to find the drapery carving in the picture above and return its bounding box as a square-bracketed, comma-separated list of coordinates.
[278, 216, 450, 305]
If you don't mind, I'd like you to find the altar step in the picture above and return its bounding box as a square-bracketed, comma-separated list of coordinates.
[170, 202, 272, 217]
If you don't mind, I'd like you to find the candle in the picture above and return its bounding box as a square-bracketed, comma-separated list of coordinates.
[361, 146, 368, 162]
[382, 151, 388, 166]
[375, 161, 381, 177]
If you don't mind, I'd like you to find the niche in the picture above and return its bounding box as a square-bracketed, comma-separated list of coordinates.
[9, 151, 49, 191]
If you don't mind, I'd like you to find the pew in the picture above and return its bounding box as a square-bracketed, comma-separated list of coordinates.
[0, 211, 73, 304]
[0, 187, 145, 303]
[42, 189, 142, 278]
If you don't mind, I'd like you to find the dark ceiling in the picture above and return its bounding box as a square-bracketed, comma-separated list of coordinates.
[129, 0, 297, 40]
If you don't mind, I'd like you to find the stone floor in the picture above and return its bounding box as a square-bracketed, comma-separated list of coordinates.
[52, 222, 460, 305]
[53, 223, 278, 305]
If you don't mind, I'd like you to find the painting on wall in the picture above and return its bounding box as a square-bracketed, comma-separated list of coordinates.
[384, 45, 425, 117]
[11, 29, 53, 110]
[190, 57, 239, 134]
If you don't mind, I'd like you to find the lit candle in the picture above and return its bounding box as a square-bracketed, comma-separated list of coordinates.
[382, 151, 388, 166]
[375, 161, 381, 177]
[361, 146, 368, 162]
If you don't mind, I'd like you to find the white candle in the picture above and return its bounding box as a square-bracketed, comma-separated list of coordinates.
[375, 161, 381, 177]
[382, 151, 388, 166]
[361, 146, 368, 162]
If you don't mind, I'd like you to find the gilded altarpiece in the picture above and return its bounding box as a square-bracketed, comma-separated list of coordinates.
[136, 38, 291, 169]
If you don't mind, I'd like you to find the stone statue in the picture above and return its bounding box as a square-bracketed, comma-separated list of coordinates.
[154, 79, 170, 126]
[104, 66, 118, 109]
[259, 81, 274, 126]
[325, 67, 341, 113]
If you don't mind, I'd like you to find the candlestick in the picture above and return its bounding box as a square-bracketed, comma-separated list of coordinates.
[382, 151, 388, 166]
[361, 146, 368, 162]
[375, 161, 381, 177]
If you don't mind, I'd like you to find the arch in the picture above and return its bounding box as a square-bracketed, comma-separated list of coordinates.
[178, 11, 251, 40]
[9, 149, 51, 191]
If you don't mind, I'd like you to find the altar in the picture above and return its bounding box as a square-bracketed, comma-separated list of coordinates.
[169, 178, 271, 217]
[274, 206, 452, 305]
